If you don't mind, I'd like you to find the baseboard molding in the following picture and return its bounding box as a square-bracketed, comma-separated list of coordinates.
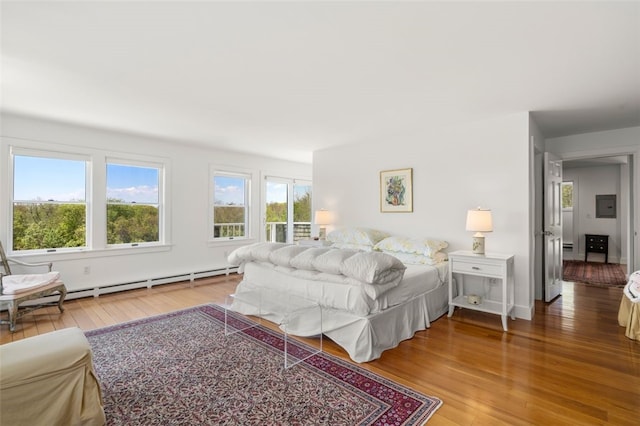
[4, 265, 239, 308]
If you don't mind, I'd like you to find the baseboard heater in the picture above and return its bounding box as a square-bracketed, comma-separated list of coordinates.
[10, 265, 238, 307]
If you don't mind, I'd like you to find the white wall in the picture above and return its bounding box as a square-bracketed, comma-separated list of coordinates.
[313, 112, 535, 319]
[547, 127, 640, 271]
[563, 165, 623, 263]
[0, 113, 311, 294]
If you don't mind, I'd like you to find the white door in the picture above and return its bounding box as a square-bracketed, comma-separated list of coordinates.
[544, 152, 563, 302]
[264, 176, 312, 243]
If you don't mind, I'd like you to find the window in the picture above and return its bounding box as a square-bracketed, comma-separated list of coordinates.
[264, 177, 312, 243]
[8, 144, 169, 254]
[11, 151, 88, 251]
[212, 171, 250, 240]
[562, 181, 574, 210]
[106, 161, 161, 245]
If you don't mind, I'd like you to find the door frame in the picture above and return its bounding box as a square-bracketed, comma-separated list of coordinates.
[535, 147, 638, 301]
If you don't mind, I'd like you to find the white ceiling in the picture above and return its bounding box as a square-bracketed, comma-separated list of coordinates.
[2, 1, 639, 163]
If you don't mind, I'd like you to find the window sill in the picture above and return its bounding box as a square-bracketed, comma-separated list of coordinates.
[8, 244, 172, 262]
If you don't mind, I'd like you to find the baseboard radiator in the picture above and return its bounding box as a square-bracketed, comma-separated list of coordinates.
[7, 265, 238, 307]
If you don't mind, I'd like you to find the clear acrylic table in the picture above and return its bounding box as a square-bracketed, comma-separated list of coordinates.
[223, 289, 323, 369]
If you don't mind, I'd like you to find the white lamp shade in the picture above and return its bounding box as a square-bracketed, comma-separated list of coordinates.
[466, 209, 493, 233]
[314, 210, 334, 225]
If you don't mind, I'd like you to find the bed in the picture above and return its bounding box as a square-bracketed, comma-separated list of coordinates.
[226, 229, 450, 363]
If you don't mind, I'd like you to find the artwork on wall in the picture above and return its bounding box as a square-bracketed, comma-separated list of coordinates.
[595, 194, 616, 218]
[380, 168, 413, 213]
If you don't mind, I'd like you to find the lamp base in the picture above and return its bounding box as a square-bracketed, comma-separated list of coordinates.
[319, 227, 327, 240]
[472, 234, 485, 254]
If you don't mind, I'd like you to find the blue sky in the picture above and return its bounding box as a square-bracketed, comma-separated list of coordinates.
[14, 156, 86, 201]
[15, 155, 309, 205]
[14, 156, 159, 203]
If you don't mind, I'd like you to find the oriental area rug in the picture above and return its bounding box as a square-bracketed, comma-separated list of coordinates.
[86, 304, 442, 425]
[563, 260, 627, 287]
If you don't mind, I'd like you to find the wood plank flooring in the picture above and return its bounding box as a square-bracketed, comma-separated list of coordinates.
[2, 273, 638, 425]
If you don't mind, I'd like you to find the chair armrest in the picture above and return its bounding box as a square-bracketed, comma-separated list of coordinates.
[7, 258, 53, 272]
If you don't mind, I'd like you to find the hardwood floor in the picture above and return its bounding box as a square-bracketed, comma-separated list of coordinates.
[2, 274, 638, 425]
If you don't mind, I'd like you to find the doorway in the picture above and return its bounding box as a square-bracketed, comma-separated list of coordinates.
[535, 152, 636, 301]
[263, 176, 312, 243]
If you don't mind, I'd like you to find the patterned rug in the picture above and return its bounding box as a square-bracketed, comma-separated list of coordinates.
[86, 304, 442, 425]
[563, 260, 627, 287]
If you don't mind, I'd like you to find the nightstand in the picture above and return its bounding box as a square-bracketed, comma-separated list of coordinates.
[585, 234, 608, 263]
[297, 239, 332, 247]
[447, 250, 515, 331]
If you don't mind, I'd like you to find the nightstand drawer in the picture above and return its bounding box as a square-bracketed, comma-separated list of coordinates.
[453, 261, 503, 277]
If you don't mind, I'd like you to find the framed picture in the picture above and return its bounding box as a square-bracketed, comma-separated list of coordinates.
[380, 168, 413, 213]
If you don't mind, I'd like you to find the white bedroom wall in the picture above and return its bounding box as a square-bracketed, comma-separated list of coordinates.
[0, 113, 312, 294]
[313, 112, 534, 319]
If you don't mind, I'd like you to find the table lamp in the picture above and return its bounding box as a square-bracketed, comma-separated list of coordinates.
[466, 208, 493, 254]
[314, 209, 333, 240]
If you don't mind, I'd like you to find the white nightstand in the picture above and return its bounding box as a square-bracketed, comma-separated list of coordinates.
[447, 250, 515, 331]
[297, 239, 332, 247]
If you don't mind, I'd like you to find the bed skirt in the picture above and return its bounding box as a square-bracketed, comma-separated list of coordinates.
[232, 281, 449, 363]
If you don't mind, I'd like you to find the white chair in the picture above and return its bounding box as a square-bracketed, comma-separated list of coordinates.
[0, 241, 67, 332]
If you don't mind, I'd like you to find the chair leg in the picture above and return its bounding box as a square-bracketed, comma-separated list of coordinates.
[57, 286, 67, 313]
[8, 301, 17, 332]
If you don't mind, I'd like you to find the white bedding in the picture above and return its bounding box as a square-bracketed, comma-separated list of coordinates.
[230, 257, 449, 362]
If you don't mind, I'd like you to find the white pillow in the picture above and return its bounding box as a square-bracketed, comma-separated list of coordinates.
[374, 236, 448, 258]
[383, 251, 448, 265]
[327, 228, 390, 247]
[330, 242, 374, 252]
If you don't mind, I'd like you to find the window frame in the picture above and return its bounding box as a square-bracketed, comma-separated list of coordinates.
[561, 181, 574, 211]
[5, 142, 170, 257]
[105, 157, 164, 247]
[209, 167, 252, 242]
[9, 147, 90, 254]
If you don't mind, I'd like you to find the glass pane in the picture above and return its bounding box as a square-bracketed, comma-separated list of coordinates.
[293, 183, 312, 241]
[14, 155, 85, 201]
[107, 163, 159, 203]
[265, 181, 287, 242]
[13, 202, 86, 250]
[107, 204, 159, 244]
[562, 182, 573, 208]
[214, 176, 246, 238]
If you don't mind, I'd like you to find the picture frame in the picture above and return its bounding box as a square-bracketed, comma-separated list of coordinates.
[380, 168, 413, 213]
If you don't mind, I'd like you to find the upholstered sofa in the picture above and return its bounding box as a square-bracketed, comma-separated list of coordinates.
[0, 327, 106, 425]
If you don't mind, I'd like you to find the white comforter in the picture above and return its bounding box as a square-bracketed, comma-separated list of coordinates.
[227, 242, 407, 300]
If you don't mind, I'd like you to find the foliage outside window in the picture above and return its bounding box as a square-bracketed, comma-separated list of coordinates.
[12, 154, 87, 251]
[562, 181, 574, 209]
[213, 172, 250, 239]
[107, 162, 160, 245]
[265, 180, 312, 243]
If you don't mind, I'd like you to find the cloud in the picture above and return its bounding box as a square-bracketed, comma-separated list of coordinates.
[107, 185, 158, 203]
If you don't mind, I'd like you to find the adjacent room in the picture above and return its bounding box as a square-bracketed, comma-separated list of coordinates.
[1, 1, 639, 425]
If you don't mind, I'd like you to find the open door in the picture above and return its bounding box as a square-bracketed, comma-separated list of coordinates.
[544, 152, 563, 302]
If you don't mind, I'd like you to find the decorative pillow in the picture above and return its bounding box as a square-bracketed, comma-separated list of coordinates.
[374, 236, 448, 258]
[327, 228, 390, 247]
[382, 251, 448, 265]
